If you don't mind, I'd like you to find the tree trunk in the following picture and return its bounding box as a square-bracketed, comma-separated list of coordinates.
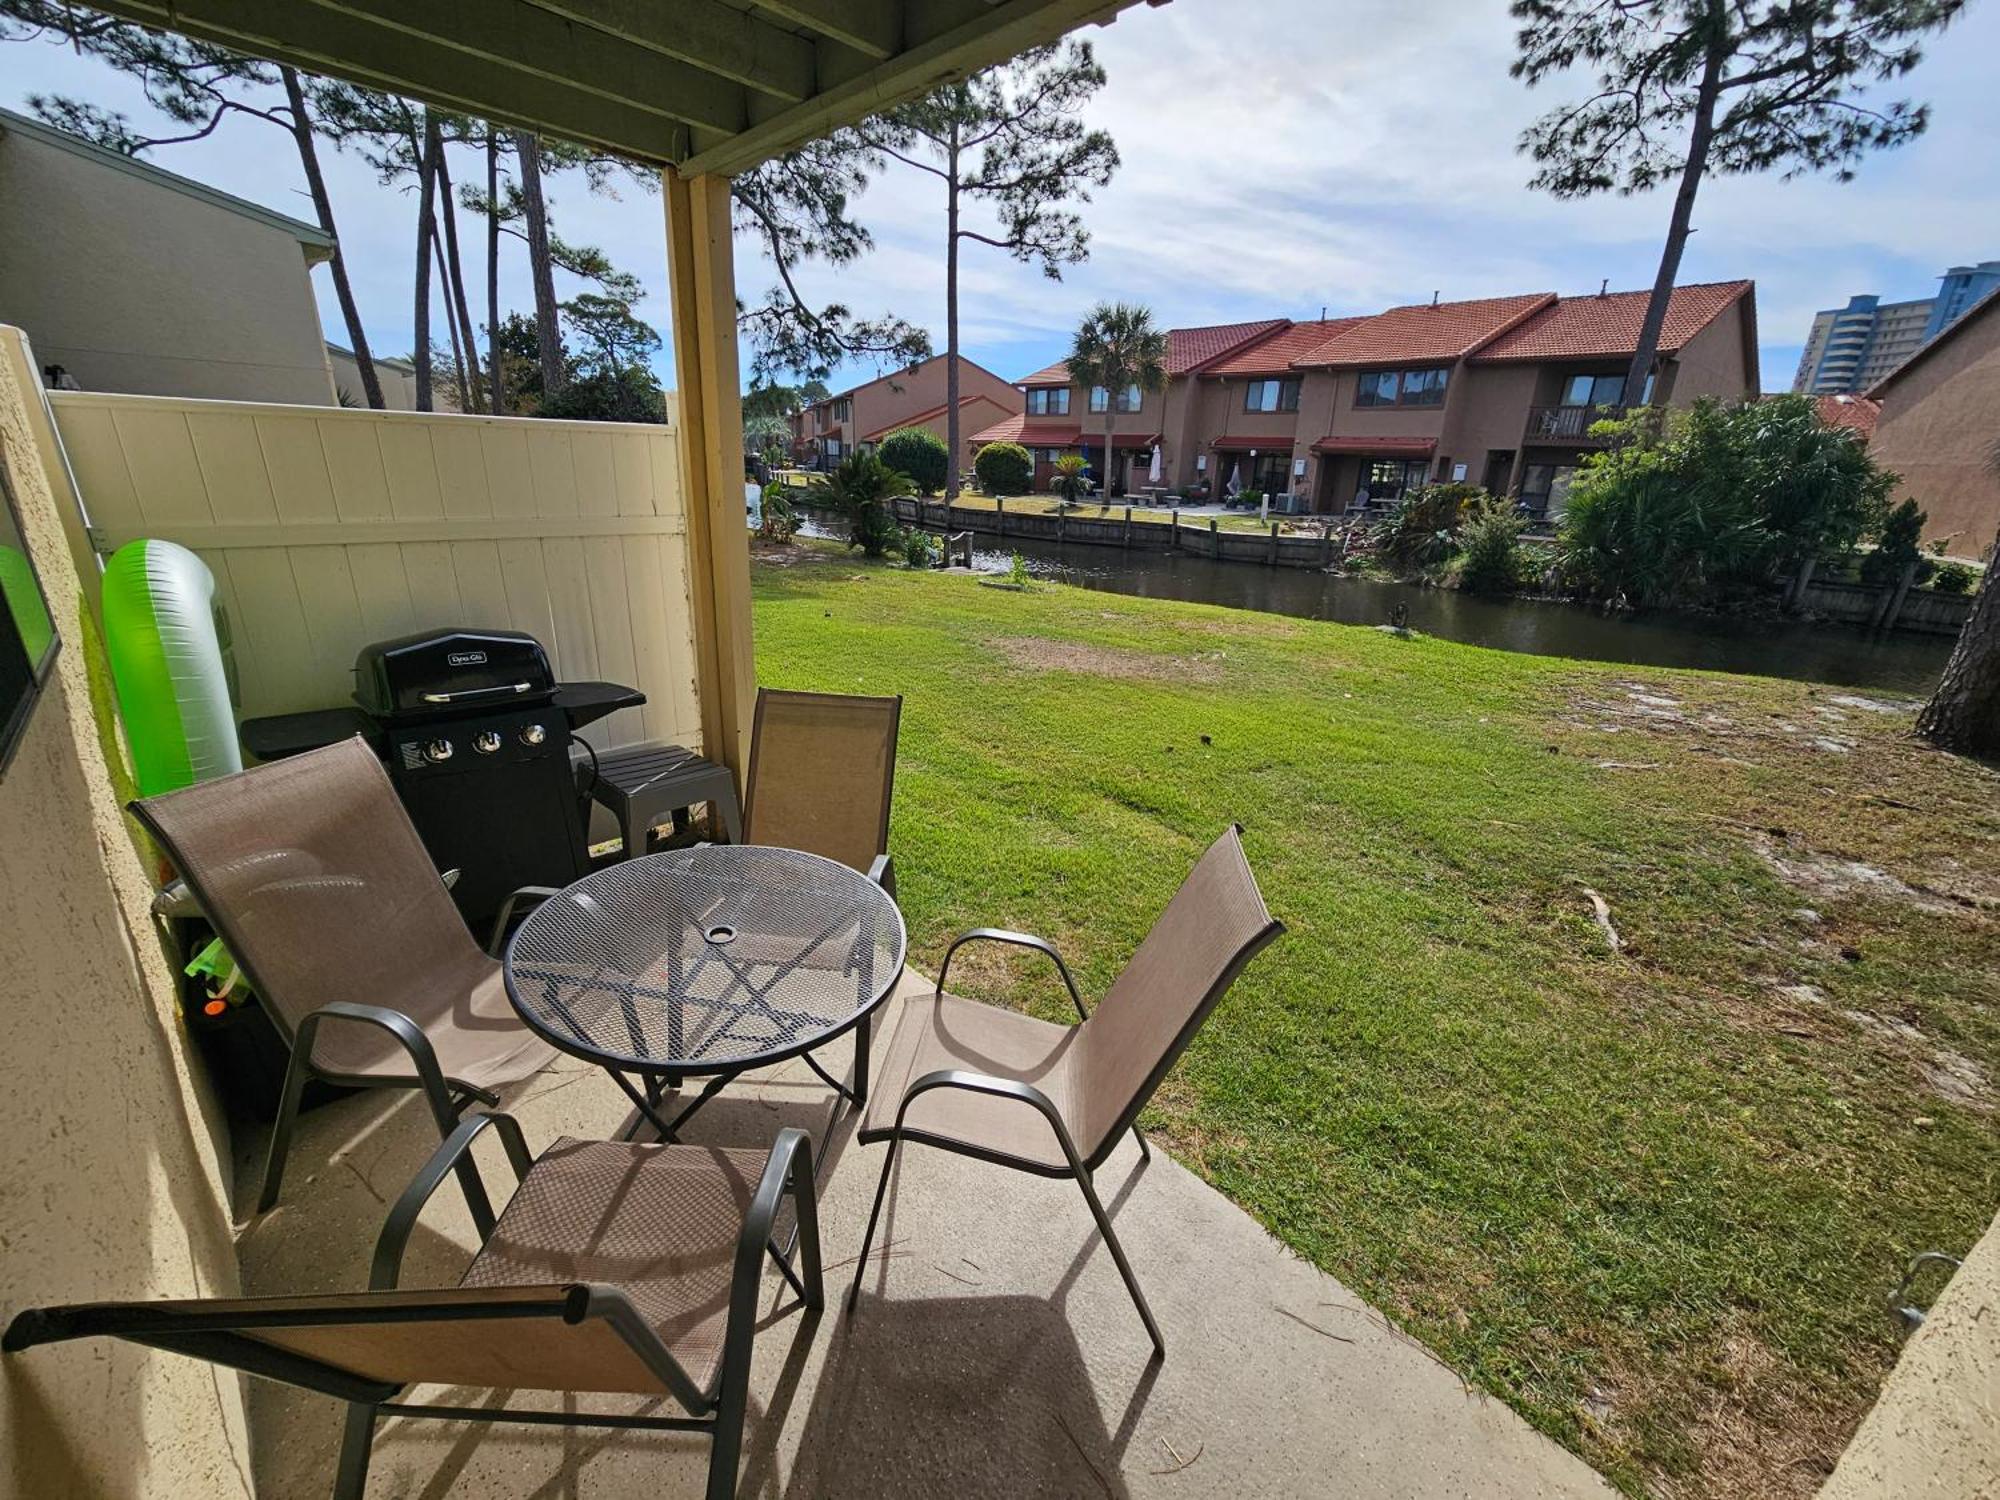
[513, 129, 565, 397]
[486, 127, 504, 414]
[413, 112, 440, 412]
[1622, 19, 1726, 409]
[431, 222, 472, 412]
[282, 66, 383, 409]
[432, 143, 485, 412]
[944, 127, 962, 501]
[1103, 400, 1115, 501]
[1917, 531, 2000, 755]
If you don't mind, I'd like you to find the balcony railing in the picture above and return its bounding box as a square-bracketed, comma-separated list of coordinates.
[1524, 403, 1625, 444]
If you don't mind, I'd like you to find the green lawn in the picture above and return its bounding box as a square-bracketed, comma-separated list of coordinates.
[752, 542, 1999, 1499]
[935, 491, 1281, 533]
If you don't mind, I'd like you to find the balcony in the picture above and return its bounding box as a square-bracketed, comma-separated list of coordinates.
[1524, 402, 1626, 445]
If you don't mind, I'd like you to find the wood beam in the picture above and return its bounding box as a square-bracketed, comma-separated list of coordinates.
[663, 170, 756, 785]
[86, 0, 696, 160]
[753, 0, 901, 60]
[310, 0, 750, 133]
[684, 0, 1139, 176]
[525, 0, 825, 102]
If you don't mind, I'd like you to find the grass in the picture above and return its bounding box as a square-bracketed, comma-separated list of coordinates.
[936, 491, 1281, 533]
[752, 541, 1999, 1499]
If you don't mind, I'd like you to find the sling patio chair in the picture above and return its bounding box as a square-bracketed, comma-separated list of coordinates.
[741, 687, 901, 896]
[132, 736, 559, 1215]
[5, 1113, 823, 1500]
[846, 825, 1282, 1359]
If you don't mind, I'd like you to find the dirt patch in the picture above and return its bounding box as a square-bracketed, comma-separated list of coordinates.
[987, 635, 1227, 685]
[1838, 1009, 1993, 1109]
[1647, 1335, 1858, 1500]
[751, 539, 842, 567]
[1752, 836, 1964, 917]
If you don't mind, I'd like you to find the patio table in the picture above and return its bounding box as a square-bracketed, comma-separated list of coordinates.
[502, 843, 906, 1145]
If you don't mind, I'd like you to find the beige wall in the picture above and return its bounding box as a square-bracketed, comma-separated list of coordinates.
[1817, 1207, 2000, 1499]
[1869, 306, 2000, 558]
[1666, 300, 1755, 403]
[327, 345, 425, 411]
[0, 327, 250, 1495]
[0, 122, 335, 406]
[52, 391, 703, 748]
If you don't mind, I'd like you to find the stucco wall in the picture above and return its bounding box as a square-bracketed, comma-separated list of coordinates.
[1817, 1207, 2000, 1499]
[327, 345, 423, 410]
[1869, 304, 2000, 558]
[0, 122, 334, 405]
[1668, 300, 1755, 403]
[0, 327, 250, 1496]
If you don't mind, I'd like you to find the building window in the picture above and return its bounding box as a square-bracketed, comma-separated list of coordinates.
[825, 437, 843, 460]
[1027, 387, 1070, 416]
[1519, 462, 1577, 516]
[1248, 451, 1293, 493]
[1088, 384, 1142, 413]
[1559, 372, 1650, 407]
[832, 398, 851, 422]
[1362, 458, 1428, 498]
[1244, 378, 1300, 413]
[1354, 367, 1449, 408]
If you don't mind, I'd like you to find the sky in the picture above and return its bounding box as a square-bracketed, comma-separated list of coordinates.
[5, 0, 1997, 398]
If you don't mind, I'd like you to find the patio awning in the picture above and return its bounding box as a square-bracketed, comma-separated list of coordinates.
[79, 0, 1167, 176]
[1310, 436, 1437, 456]
[1210, 435, 1291, 452]
[1082, 432, 1164, 451]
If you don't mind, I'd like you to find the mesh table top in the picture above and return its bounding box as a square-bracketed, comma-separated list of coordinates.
[503, 845, 906, 1074]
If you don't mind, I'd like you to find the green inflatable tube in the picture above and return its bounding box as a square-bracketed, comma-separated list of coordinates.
[101, 539, 241, 796]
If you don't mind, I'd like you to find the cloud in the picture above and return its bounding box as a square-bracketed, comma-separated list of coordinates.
[4, 0, 1995, 396]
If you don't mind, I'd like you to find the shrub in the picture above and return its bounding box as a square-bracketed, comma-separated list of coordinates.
[811, 451, 914, 557]
[1860, 498, 1935, 587]
[900, 527, 937, 569]
[1457, 511, 1526, 593]
[974, 441, 1034, 496]
[1374, 483, 1493, 572]
[878, 427, 949, 495]
[1050, 453, 1093, 507]
[1931, 561, 1976, 594]
[757, 484, 797, 543]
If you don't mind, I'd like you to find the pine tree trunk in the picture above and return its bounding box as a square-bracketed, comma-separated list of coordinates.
[1623, 19, 1725, 409]
[413, 113, 440, 412]
[944, 128, 962, 501]
[283, 66, 382, 409]
[432, 144, 485, 412]
[1917, 530, 2000, 756]
[431, 224, 472, 412]
[486, 128, 504, 414]
[513, 129, 565, 398]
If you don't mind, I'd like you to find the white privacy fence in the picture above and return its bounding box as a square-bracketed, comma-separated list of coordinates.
[50, 392, 701, 751]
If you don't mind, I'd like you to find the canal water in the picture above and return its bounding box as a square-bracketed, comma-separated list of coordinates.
[796, 520, 1953, 695]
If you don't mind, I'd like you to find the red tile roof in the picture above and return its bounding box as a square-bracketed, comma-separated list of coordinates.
[1205, 319, 1367, 377]
[1294, 294, 1556, 369]
[1309, 436, 1437, 456]
[1812, 393, 1880, 439]
[1473, 281, 1753, 363]
[1015, 319, 1289, 387]
[967, 414, 1082, 447]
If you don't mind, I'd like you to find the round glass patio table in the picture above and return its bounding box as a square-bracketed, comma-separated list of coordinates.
[502, 843, 906, 1139]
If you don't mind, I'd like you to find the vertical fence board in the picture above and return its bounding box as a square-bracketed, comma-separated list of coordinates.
[186, 411, 277, 525]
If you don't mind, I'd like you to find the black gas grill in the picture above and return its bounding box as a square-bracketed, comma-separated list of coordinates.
[240, 628, 644, 927]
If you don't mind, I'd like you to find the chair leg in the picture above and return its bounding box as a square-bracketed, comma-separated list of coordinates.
[845, 1136, 901, 1313]
[705, 1333, 753, 1500]
[851, 1012, 872, 1107]
[790, 1143, 825, 1311]
[1075, 1168, 1166, 1360]
[257, 1043, 313, 1213]
[418, 1077, 493, 1240]
[332, 1403, 377, 1500]
[1132, 1123, 1152, 1163]
[713, 784, 744, 845]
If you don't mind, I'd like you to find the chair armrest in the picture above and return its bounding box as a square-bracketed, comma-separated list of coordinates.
[370, 1111, 534, 1290]
[867, 852, 895, 900]
[730, 1128, 822, 1319]
[892, 1068, 1089, 1175]
[488, 885, 564, 958]
[935, 929, 1086, 1022]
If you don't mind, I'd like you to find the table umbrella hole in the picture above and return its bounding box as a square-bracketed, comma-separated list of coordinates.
[704, 924, 738, 946]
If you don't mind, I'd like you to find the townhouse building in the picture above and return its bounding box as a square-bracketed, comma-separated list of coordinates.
[790, 352, 1021, 469]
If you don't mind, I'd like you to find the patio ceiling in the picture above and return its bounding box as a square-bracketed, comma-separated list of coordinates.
[81, 0, 1166, 177]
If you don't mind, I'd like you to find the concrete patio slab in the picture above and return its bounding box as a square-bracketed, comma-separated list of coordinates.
[235, 972, 1614, 1499]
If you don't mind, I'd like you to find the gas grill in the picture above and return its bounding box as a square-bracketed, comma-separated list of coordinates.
[240, 628, 644, 927]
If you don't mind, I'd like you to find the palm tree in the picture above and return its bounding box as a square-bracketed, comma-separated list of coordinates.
[1066, 302, 1167, 502]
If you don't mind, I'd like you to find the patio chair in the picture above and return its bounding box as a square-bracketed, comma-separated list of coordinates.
[131, 737, 558, 1215]
[742, 687, 901, 896]
[847, 825, 1282, 1358]
[5, 1113, 823, 1500]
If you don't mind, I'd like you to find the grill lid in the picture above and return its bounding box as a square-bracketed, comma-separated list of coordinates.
[353, 629, 556, 719]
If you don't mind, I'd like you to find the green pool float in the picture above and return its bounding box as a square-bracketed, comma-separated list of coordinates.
[100, 539, 241, 796]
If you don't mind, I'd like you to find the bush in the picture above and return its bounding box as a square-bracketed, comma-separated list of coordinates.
[974, 441, 1034, 496]
[1373, 483, 1493, 572]
[1457, 511, 1527, 593]
[811, 451, 914, 558]
[1860, 498, 1935, 587]
[1049, 453, 1091, 507]
[878, 427, 950, 495]
[900, 527, 937, 569]
[536, 366, 667, 424]
[1932, 561, 1976, 594]
[757, 484, 797, 543]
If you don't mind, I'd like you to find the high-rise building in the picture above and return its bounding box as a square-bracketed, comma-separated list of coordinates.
[1794, 260, 2000, 394]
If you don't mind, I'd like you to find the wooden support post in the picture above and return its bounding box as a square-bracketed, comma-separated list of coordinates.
[1269, 521, 1279, 565]
[1883, 561, 1919, 630]
[996, 494, 1005, 537]
[1123, 505, 1132, 550]
[663, 168, 754, 785]
[1209, 516, 1218, 557]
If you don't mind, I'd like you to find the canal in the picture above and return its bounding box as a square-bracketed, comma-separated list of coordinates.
[799, 518, 1953, 695]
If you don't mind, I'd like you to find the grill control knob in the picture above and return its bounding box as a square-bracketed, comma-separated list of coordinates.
[473, 730, 502, 755]
[422, 738, 454, 764]
[520, 723, 548, 747]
